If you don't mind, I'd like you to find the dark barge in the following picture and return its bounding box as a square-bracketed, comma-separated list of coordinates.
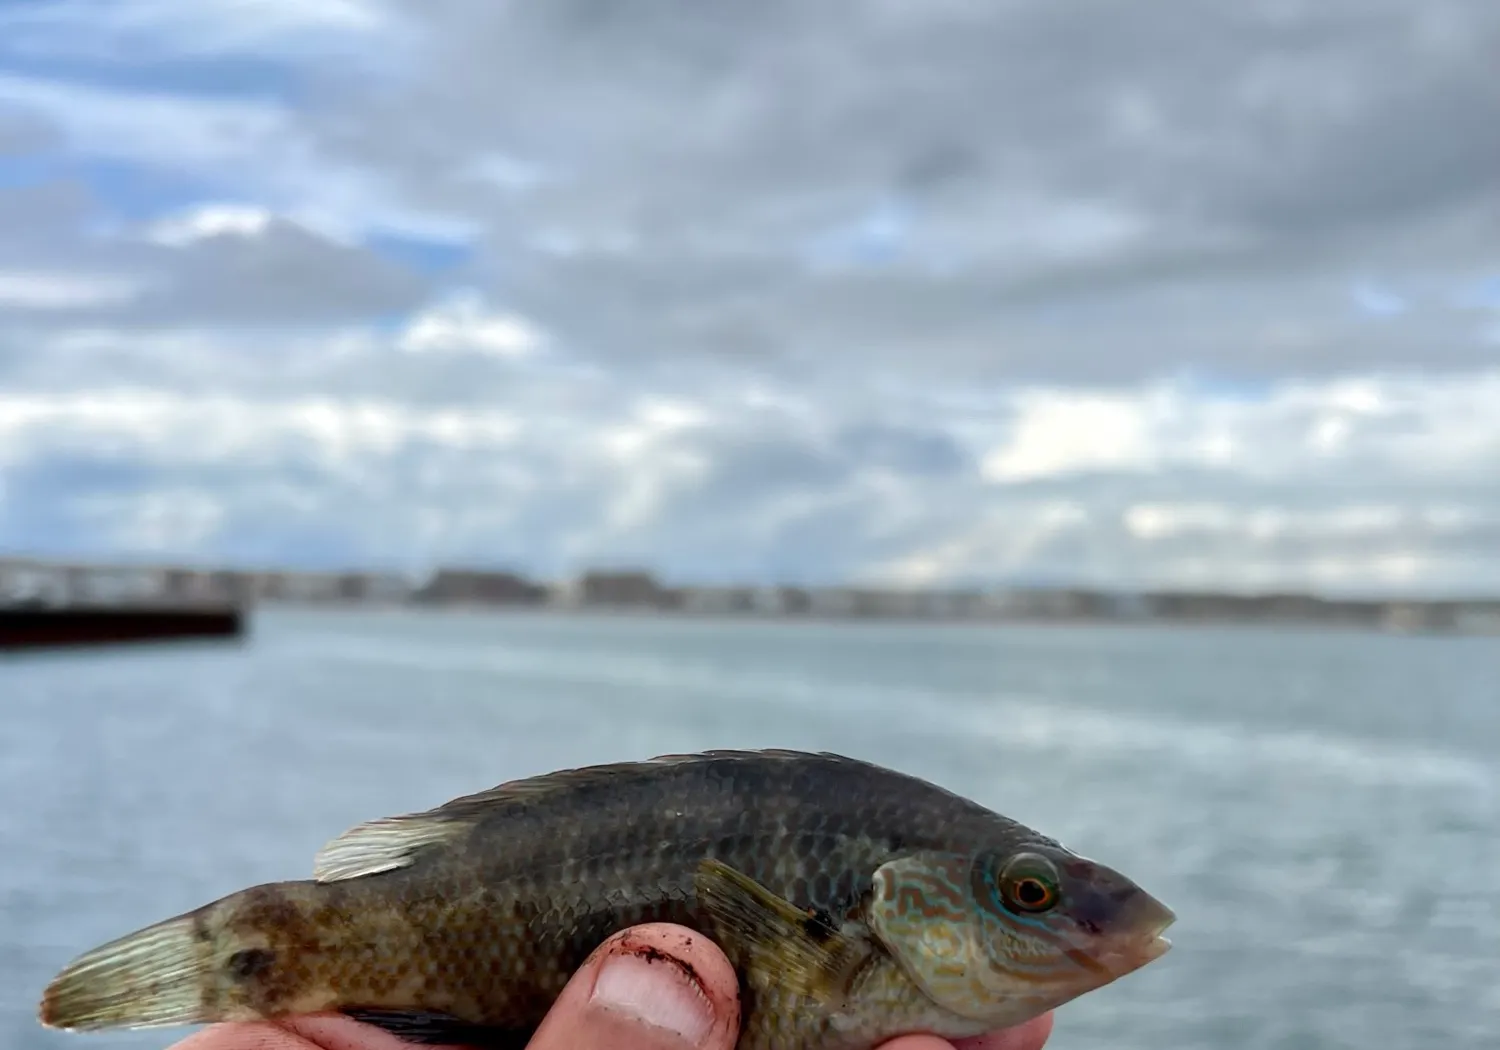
[0, 602, 247, 652]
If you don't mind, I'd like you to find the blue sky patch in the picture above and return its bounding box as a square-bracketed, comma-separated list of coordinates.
[0, 50, 301, 105]
[1171, 366, 1275, 403]
[804, 198, 914, 270]
[1350, 279, 1409, 318]
[364, 231, 475, 275]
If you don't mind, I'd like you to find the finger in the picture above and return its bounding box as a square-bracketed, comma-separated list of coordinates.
[876, 1012, 1055, 1050]
[525, 922, 741, 1050]
[167, 1012, 457, 1050]
[955, 1012, 1056, 1050]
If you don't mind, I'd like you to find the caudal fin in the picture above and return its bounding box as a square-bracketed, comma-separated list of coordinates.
[39, 915, 211, 1031]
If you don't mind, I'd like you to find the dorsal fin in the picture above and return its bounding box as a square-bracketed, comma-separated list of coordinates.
[427, 750, 863, 815]
[312, 749, 869, 883]
[312, 814, 469, 883]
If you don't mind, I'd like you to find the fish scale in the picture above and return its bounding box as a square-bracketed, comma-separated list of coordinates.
[37, 749, 1176, 1049]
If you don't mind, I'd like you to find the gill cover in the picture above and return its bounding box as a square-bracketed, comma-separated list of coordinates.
[866, 850, 1001, 1021]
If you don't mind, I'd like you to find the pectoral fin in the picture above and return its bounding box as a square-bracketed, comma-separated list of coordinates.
[693, 858, 873, 1008]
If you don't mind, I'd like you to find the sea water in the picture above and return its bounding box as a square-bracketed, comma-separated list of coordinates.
[3, 609, 1497, 1049]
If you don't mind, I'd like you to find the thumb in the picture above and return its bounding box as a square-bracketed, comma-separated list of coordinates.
[525, 923, 742, 1050]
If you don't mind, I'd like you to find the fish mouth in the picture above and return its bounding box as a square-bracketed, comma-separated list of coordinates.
[1075, 898, 1176, 980]
[1099, 910, 1176, 976]
[1133, 931, 1173, 965]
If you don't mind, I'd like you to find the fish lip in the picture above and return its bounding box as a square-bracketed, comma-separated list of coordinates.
[1086, 933, 1172, 978]
[1088, 908, 1176, 977]
[1138, 932, 1173, 963]
[1086, 900, 1176, 978]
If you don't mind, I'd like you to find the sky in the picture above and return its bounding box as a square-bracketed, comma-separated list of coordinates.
[0, 0, 1498, 595]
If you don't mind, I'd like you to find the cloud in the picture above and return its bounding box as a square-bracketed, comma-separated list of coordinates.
[127, 213, 431, 325]
[0, 191, 432, 332]
[397, 291, 544, 359]
[282, 1, 1500, 380]
[3, 357, 1499, 594]
[0, 70, 467, 247]
[0, 270, 139, 309]
[1, 1, 1498, 590]
[146, 203, 274, 245]
[6, 1, 1499, 363]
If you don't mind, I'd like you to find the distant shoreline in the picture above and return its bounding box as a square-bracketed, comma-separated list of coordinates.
[4, 556, 1499, 637]
[247, 598, 1496, 637]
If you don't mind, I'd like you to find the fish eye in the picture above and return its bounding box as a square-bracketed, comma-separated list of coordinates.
[998, 853, 1061, 914]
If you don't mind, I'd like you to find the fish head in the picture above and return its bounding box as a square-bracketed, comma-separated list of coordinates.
[867, 844, 1174, 1027]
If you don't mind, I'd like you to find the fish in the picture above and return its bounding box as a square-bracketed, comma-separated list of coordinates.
[37, 749, 1175, 1049]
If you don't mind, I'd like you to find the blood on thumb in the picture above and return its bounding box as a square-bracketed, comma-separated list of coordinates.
[525, 923, 741, 1050]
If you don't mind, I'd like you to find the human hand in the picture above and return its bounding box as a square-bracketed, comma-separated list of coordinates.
[164, 922, 1054, 1050]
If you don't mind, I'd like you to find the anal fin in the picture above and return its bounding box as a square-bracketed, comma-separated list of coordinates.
[342, 1007, 531, 1049]
[693, 858, 873, 1009]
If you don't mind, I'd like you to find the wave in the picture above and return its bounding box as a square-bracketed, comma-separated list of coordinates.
[959, 696, 1495, 794]
[288, 631, 1496, 796]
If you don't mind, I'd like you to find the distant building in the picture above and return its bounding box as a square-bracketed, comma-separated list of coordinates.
[798, 586, 973, 619]
[163, 568, 213, 602]
[1381, 602, 1442, 633]
[927, 590, 985, 619]
[984, 587, 1107, 620]
[573, 569, 675, 609]
[678, 586, 756, 615]
[1453, 603, 1500, 635]
[776, 586, 812, 615]
[0, 559, 69, 606]
[678, 585, 791, 616]
[1142, 590, 1388, 627]
[0, 558, 254, 607]
[805, 587, 859, 617]
[64, 565, 163, 605]
[415, 568, 545, 606]
[360, 573, 417, 604]
[324, 572, 411, 604]
[253, 571, 342, 603]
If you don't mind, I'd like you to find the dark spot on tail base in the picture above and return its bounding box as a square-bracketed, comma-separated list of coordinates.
[226, 948, 276, 980]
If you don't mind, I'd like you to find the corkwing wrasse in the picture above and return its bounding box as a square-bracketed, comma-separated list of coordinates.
[39, 749, 1175, 1048]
